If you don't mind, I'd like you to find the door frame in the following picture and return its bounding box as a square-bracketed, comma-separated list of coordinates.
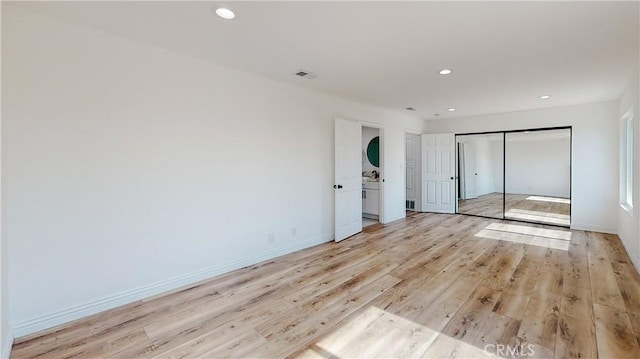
[361, 121, 385, 223]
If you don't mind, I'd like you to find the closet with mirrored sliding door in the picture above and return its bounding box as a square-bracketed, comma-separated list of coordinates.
[455, 127, 571, 227]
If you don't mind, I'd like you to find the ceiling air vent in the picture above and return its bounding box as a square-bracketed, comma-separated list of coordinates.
[405, 107, 416, 111]
[294, 70, 317, 79]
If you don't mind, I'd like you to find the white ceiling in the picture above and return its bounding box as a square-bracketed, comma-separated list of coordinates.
[21, 1, 639, 120]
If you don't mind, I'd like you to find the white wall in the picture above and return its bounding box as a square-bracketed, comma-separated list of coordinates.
[617, 67, 640, 271]
[426, 101, 619, 233]
[457, 134, 570, 198]
[490, 141, 504, 193]
[473, 138, 496, 196]
[1, 5, 423, 336]
[362, 127, 380, 173]
[505, 137, 571, 198]
[457, 135, 503, 197]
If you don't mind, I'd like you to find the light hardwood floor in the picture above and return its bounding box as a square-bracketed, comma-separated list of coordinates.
[458, 192, 505, 218]
[11, 213, 640, 358]
[459, 193, 571, 226]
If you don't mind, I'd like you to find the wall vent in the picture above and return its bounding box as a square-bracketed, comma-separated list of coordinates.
[406, 200, 416, 210]
[294, 70, 317, 79]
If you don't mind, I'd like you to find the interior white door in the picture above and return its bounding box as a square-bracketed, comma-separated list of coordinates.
[462, 142, 478, 199]
[422, 133, 456, 213]
[458, 142, 466, 199]
[334, 118, 362, 242]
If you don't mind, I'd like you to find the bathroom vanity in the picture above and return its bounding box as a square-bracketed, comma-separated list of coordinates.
[362, 180, 379, 219]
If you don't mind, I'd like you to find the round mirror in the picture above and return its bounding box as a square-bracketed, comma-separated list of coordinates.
[367, 136, 380, 167]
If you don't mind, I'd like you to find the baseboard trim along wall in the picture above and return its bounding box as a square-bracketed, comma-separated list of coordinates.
[570, 223, 617, 235]
[618, 234, 640, 275]
[11, 233, 334, 338]
[571, 223, 640, 274]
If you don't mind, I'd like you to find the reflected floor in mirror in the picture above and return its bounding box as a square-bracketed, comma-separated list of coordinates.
[458, 192, 504, 219]
[505, 194, 570, 226]
[459, 193, 570, 226]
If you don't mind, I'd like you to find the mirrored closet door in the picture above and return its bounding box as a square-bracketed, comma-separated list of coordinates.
[455, 127, 571, 227]
[456, 133, 504, 219]
[504, 129, 571, 226]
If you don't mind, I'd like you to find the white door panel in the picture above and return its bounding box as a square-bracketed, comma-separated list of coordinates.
[334, 118, 362, 242]
[426, 150, 436, 173]
[426, 181, 437, 204]
[422, 133, 456, 213]
[458, 142, 478, 200]
[441, 181, 452, 204]
[464, 143, 478, 199]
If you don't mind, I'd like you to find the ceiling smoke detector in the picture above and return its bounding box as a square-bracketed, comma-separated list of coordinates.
[294, 70, 317, 79]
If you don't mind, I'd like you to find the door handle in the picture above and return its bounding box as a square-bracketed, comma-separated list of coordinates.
[333, 184, 343, 189]
[450, 177, 454, 180]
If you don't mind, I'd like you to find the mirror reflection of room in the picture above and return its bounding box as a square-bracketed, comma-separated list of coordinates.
[504, 129, 571, 226]
[456, 133, 504, 219]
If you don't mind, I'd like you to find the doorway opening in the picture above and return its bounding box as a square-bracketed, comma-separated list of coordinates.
[362, 126, 382, 227]
[405, 132, 421, 212]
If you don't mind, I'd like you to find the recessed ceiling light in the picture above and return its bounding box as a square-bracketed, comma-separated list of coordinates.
[439, 69, 453, 75]
[447, 108, 456, 112]
[215, 7, 235, 20]
[539, 95, 550, 99]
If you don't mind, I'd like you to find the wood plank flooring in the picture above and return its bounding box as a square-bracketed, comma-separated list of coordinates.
[459, 193, 571, 226]
[11, 212, 640, 358]
[458, 192, 505, 219]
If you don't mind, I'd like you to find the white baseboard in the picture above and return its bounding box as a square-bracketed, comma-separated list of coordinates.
[570, 223, 617, 234]
[11, 233, 334, 338]
[618, 234, 640, 275]
[572, 223, 640, 275]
